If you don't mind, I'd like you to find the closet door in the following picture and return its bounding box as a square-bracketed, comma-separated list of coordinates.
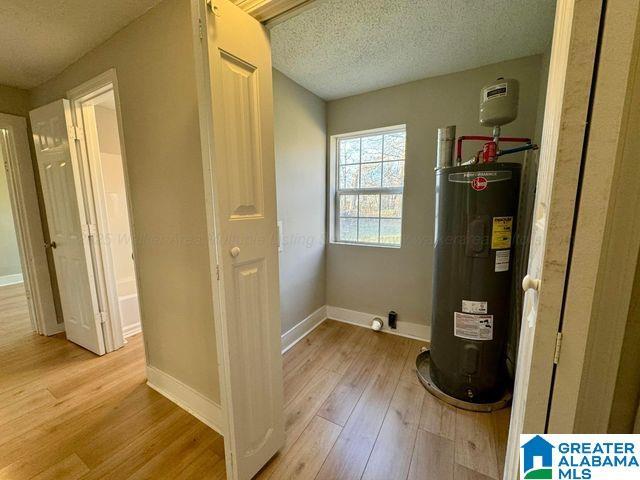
[196, 1, 284, 479]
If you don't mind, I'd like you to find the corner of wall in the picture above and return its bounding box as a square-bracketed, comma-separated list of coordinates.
[273, 69, 328, 334]
[0, 84, 31, 117]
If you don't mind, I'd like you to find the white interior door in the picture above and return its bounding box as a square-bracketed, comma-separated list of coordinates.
[195, 0, 284, 478]
[0, 113, 58, 336]
[503, 0, 603, 477]
[30, 100, 105, 355]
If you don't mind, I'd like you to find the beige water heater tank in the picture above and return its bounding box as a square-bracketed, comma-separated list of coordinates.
[479, 78, 519, 127]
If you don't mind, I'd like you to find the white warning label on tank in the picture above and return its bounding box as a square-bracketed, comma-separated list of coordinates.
[454, 312, 494, 341]
[462, 300, 488, 314]
[495, 249, 511, 272]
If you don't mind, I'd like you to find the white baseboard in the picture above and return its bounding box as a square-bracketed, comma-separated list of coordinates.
[146, 365, 225, 436]
[0, 273, 23, 286]
[326, 305, 430, 342]
[122, 322, 142, 338]
[281, 305, 327, 353]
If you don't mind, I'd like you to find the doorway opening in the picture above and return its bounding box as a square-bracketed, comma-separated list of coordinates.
[29, 71, 143, 356]
[70, 81, 142, 345]
[193, 0, 603, 478]
[0, 124, 36, 342]
[67, 72, 143, 352]
[258, 1, 555, 478]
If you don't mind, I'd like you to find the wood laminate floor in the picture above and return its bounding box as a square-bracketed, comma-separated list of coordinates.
[1, 283, 509, 479]
[256, 319, 510, 480]
[0, 283, 226, 480]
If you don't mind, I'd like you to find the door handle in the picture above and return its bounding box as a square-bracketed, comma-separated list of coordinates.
[45, 241, 57, 250]
[230, 246, 240, 258]
[522, 274, 540, 292]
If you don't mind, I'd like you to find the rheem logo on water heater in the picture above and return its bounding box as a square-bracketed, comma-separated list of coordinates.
[471, 176, 488, 191]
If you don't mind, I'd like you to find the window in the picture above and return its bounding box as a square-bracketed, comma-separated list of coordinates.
[333, 126, 406, 247]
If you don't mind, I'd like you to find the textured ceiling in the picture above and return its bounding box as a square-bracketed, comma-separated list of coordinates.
[271, 0, 556, 100]
[0, 0, 163, 89]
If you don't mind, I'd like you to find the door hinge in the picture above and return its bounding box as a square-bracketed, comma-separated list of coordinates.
[69, 124, 84, 142]
[198, 17, 204, 39]
[97, 311, 108, 325]
[216, 264, 220, 281]
[553, 331, 563, 364]
[82, 223, 98, 238]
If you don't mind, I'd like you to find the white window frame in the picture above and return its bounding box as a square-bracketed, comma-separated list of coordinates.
[329, 124, 406, 248]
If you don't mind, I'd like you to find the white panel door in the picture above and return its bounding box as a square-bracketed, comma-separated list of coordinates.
[197, 0, 284, 478]
[503, 0, 602, 477]
[30, 100, 105, 355]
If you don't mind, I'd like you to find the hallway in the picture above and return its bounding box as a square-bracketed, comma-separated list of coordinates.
[0, 283, 31, 346]
[0, 283, 225, 480]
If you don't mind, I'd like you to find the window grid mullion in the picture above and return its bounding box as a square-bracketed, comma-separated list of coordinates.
[335, 190, 340, 241]
[377, 193, 382, 243]
[357, 136, 361, 242]
[358, 137, 362, 189]
[335, 129, 405, 246]
[382, 134, 386, 164]
[343, 216, 401, 220]
[337, 140, 344, 242]
[336, 187, 404, 196]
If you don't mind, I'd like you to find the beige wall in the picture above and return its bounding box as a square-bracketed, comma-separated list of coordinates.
[0, 84, 30, 117]
[273, 69, 327, 333]
[534, 48, 552, 143]
[30, 0, 219, 402]
[0, 142, 22, 278]
[326, 55, 545, 327]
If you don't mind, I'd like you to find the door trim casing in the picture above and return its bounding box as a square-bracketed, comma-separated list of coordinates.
[548, 0, 640, 433]
[66, 69, 144, 356]
[504, 0, 604, 477]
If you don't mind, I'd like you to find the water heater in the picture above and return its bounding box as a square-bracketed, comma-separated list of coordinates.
[417, 77, 536, 411]
[430, 163, 521, 403]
